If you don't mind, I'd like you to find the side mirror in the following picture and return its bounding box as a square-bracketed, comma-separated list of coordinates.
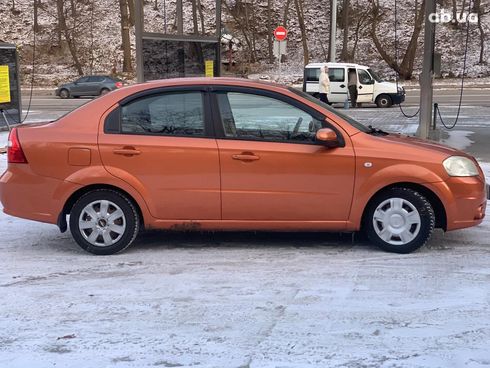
[316, 128, 339, 148]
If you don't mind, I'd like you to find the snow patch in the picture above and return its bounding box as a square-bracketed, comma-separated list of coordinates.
[441, 130, 475, 151]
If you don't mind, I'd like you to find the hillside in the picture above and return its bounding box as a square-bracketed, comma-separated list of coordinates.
[0, 0, 488, 86]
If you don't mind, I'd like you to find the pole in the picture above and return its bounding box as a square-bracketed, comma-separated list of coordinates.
[278, 41, 282, 81]
[418, 0, 436, 139]
[329, 0, 337, 62]
[1, 110, 12, 132]
[134, 0, 144, 83]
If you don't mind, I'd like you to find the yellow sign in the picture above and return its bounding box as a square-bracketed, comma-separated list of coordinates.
[205, 60, 214, 78]
[0, 65, 11, 104]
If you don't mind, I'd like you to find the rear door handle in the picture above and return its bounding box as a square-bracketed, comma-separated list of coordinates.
[113, 147, 141, 156]
[340, 84, 346, 88]
[232, 153, 260, 161]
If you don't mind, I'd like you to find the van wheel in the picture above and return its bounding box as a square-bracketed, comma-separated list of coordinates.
[364, 188, 435, 254]
[69, 189, 140, 255]
[376, 94, 393, 108]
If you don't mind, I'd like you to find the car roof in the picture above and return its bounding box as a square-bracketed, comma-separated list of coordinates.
[144, 77, 289, 90]
[305, 62, 369, 69]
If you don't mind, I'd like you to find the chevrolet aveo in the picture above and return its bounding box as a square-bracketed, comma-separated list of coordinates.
[0, 78, 487, 255]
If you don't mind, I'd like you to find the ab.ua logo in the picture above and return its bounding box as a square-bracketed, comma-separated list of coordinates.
[429, 11, 479, 23]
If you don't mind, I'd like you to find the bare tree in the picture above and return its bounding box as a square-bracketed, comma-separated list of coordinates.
[119, 0, 133, 72]
[340, 0, 350, 61]
[197, 0, 205, 34]
[294, 0, 309, 64]
[56, 0, 84, 75]
[370, 0, 425, 79]
[267, 0, 274, 63]
[34, 0, 40, 32]
[223, 0, 257, 62]
[283, 0, 291, 27]
[474, 0, 486, 64]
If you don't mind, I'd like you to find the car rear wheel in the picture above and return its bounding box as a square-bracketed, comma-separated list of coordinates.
[100, 88, 110, 96]
[59, 89, 70, 99]
[69, 189, 140, 255]
[364, 188, 435, 254]
[375, 94, 393, 108]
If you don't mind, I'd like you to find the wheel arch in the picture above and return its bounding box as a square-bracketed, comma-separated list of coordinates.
[57, 184, 145, 233]
[360, 182, 447, 231]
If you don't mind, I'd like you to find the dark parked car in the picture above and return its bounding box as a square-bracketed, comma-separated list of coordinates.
[55, 75, 123, 99]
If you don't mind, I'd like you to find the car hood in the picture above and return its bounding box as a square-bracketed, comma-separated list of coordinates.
[380, 133, 467, 158]
[374, 81, 398, 92]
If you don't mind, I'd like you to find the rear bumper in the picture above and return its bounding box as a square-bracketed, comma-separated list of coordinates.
[0, 164, 81, 225]
[427, 176, 487, 231]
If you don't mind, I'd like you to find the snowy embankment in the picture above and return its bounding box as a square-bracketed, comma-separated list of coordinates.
[0, 130, 489, 368]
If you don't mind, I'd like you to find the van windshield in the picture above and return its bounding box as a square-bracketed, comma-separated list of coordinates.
[367, 69, 384, 83]
[288, 87, 370, 133]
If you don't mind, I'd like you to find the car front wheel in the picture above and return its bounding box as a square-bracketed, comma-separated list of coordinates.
[69, 189, 140, 255]
[364, 187, 435, 254]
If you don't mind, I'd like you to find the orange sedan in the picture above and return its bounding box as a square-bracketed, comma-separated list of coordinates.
[1, 78, 487, 255]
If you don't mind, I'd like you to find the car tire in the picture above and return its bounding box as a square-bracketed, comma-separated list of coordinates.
[100, 88, 110, 96]
[69, 189, 140, 255]
[364, 187, 435, 254]
[375, 94, 393, 108]
[59, 89, 70, 99]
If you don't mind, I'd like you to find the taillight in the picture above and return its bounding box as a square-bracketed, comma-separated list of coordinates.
[7, 127, 28, 164]
[115, 82, 123, 88]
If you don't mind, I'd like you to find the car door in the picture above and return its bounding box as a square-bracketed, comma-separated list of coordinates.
[71, 76, 90, 95]
[87, 76, 104, 95]
[327, 67, 348, 103]
[212, 87, 355, 222]
[98, 88, 221, 220]
[357, 69, 375, 103]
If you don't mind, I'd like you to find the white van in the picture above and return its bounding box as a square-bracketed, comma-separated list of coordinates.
[303, 62, 405, 108]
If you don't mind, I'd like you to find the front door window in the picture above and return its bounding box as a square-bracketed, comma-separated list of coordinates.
[216, 92, 323, 143]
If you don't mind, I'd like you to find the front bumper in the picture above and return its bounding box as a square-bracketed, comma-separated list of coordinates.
[427, 176, 487, 231]
[389, 92, 405, 105]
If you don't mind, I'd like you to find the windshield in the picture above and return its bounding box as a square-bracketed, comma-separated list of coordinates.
[367, 68, 384, 83]
[287, 87, 370, 133]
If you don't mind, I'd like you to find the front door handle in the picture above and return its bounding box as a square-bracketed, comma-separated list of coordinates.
[232, 153, 260, 162]
[359, 85, 363, 89]
[340, 84, 346, 88]
[113, 147, 141, 156]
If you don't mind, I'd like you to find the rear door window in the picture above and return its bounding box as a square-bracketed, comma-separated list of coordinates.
[120, 91, 205, 136]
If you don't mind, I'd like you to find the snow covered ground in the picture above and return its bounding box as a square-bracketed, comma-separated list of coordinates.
[0, 132, 489, 367]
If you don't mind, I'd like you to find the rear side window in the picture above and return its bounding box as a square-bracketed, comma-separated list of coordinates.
[305, 68, 320, 82]
[120, 92, 205, 136]
[89, 76, 105, 82]
[328, 68, 345, 82]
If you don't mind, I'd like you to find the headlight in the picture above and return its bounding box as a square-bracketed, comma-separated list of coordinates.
[397, 86, 404, 94]
[443, 156, 479, 177]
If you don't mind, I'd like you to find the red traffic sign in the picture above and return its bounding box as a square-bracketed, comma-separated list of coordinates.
[274, 26, 288, 41]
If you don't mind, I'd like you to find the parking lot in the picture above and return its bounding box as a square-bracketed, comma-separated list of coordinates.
[1, 92, 490, 367]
